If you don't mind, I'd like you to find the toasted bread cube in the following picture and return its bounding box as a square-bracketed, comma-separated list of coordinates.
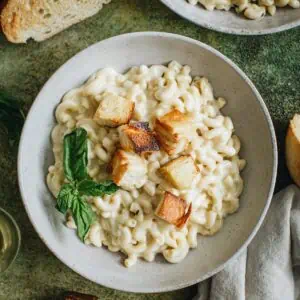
[155, 192, 192, 228]
[159, 156, 199, 190]
[119, 122, 160, 154]
[155, 109, 192, 140]
[155, 135, 186, 156]
[176, 202, 192, 228]
[154, 110, 194, 154]
[93, 93, 134, 127]
[111, 150, 147, 190]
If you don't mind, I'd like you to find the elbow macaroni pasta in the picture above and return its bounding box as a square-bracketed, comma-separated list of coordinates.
[47, 61, 245, 267]
[188, 0, 299, 19]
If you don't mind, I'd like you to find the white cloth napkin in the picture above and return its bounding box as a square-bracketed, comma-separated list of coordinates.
[195, 185, 300, 300]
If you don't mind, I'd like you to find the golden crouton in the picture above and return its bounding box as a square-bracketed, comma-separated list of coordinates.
[155, 109, 190, 141]
[155, 135, 180, 156]
[155, 192, 192, 228]
[119, 122, 160, 154]
[111, 149, 147, 190]
[159, 156, 199, 190]
[93, 93, 134, 127]
[154, 110, 194, 154]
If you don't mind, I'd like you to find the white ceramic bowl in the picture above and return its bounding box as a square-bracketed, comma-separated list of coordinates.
[160, 0, 300, 35]
[18, 32, 277, 293]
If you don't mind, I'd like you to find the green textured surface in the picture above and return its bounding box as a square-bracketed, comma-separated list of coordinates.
[0, 0, 299, 299]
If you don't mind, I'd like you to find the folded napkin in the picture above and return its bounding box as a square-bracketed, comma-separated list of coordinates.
[195, 185, 300, 300]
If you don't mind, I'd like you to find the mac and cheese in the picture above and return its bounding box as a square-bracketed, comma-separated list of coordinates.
[47, 61, 245, 267]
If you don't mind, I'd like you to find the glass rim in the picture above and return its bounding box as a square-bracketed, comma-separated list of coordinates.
[0, 207, 21, 273]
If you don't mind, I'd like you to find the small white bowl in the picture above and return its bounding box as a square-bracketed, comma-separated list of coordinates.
[160, 0, 300, 35]
[18, 32, 277, 293]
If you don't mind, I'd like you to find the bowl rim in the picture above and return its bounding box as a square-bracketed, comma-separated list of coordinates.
[160, 0, 300, 35]
[17, 31, 278, 293]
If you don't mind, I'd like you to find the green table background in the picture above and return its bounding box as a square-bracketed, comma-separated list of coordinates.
[0, 1, 299, 299]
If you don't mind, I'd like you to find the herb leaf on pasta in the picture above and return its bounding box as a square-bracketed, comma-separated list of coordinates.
[71, 196, 95, 241]
[56, 127, 118, 241]
[63, 128, 89, 182]
[78, 179, 118, 197]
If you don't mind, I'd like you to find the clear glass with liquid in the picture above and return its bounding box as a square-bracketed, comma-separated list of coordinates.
[0, 208, 21, 273]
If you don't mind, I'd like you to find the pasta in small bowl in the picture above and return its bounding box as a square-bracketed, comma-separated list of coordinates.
[160, 0, 300, 34]
[18, 32, 277, 293]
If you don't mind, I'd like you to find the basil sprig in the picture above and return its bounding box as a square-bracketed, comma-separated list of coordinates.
[78, 179, 119, 197]
[56, 128, 119, 241]
[63, 128, 88, 182]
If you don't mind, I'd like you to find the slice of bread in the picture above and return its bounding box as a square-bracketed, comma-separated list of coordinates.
[1, 0, 111, 43]
[286, 114, 300, 187]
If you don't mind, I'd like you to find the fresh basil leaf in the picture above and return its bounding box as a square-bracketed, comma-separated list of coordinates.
[99, 180, 119, 187]
[58, 127, 120, 242]
[56, 184, 94, 241]
[56, 184, 77, 214]
[71, 197, 95, 241]
[63, 128, 88, 182]
[78, 179, 119, 196]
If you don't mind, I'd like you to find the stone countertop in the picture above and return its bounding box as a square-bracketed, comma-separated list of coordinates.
[0, 0, 299, 299]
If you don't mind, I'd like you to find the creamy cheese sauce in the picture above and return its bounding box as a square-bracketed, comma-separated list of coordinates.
[47, 61, 245, 267]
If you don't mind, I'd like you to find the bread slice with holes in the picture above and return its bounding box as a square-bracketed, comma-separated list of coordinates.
[1, 0, 111, 43]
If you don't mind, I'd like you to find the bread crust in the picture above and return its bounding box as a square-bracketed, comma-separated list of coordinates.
[155, 191, 192, 228]
[111, 150, 129, 186]
[155, 133, 183, 155]
[1, 0, 20, 42]
[111, 149, 147, 190]
[286, 114, 300, 187]
[155, 109, 190, 140]
[1, 0, 111, 43]
[119, 122, 160, 154]
[154, 109, 191, 155]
